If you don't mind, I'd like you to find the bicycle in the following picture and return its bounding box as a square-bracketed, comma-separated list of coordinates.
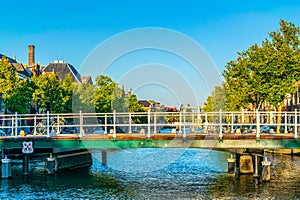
[35, 118, 65, 135]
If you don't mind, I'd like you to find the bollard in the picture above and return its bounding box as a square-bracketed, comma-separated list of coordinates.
[261, 156, 271, 181]
[102, 149, 107, 166]
[1, 155, 12, 179]
[23, 154, 29, 175]
[45, 153, 56, 174]
[227, 154, 236, 176]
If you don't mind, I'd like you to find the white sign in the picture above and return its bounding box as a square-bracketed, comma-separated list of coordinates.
[22, 141, 34, 154]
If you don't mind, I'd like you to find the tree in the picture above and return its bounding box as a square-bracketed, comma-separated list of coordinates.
[223, 20, 300, 111]
[0, 56, 19, 113]
[94, 75, 118, 113]
[5, 78, 35, 114]
[32, 74, 63, 113]
[60, 74, 74, 113]
[72, 82, 95, 113]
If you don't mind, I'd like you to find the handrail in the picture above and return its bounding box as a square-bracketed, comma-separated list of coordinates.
[0, 110, 299, 139]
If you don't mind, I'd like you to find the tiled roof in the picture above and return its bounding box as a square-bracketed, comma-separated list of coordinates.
[43, 62, 82, 83]
[81, 76, 93, 84]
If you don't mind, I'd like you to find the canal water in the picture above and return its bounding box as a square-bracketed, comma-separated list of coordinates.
[1, 148, 300, 199]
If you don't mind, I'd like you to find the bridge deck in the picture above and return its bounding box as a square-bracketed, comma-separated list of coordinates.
[1, 133, 299, 150]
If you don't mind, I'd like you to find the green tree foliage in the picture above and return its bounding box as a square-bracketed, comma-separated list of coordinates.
[6, 78, 35, 114]
[126, 94, 145, 112]
[72, 82, 95, 113]
[223, 20, 300, 111]
[203, 85, 226, 112]
[60, 74, 74, 113]
[32, 74, 64, 113]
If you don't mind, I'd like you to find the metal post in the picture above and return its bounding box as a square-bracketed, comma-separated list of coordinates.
[183, 109, 186, 139]
[231, 112, 234, 133]
[113, 110, 116, 139]
[129, 113, 132, 134]
[179, 112, 182, 134]
[22, 154, 29, 175]
[295, 109, 298, 139]
[79, 111, 83, 137]
[14, 112, 18, 138]
[11, 116, 14, 136]
[154, 112, 157, 134]
[219, 109, 222, 139]
[57, 115, 60, 134]
[104, 113, 107, 134]
[285, 112, 288, 134]
[253, 154, 259, 178]
[46, 111, 50, 138]
[147, 110, 151, 139]
[256, 110, 260, 139]
[34, 115, 37, 135]
[102, 149, 107, 166]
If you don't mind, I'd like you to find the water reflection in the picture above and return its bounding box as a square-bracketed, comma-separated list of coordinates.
[0, 149, 300, 199]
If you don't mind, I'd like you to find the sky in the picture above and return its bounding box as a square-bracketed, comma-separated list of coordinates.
[1, 0, 300, 107]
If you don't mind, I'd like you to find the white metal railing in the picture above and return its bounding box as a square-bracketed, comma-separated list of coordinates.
[0, 110, 299, 140]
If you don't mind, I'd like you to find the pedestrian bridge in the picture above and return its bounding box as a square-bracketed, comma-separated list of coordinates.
[0, 110, 300, 150]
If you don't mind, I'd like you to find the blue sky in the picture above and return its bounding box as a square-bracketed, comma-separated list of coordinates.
[1, 0, 300, 107]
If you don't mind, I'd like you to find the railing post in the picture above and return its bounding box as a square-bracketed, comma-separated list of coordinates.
[154, 112, 157, 134]
[129, 112, 132, 134]
[256, 109, 260, 140]
[113, 110, 116, 140]
[295, 109, 298, 139]
[79, 111, 83, 137]
[14, 112, 18, 138]
[179, 112, 182, 134]
[34, 115, 37, 135]
[219, 109, 222, 140]
[11, 116, 14, 136]
[104, 113, 107, 134]
[46, 111, 50, 138]
[57, 114, 60, 134]
[183, 109, 186, 139]
[147, 110, 151, 139]
[284, 112, 288, 134]
[231, 112, 234, 133]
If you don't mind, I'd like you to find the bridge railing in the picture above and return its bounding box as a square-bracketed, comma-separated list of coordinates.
[0, 110, 299, 139]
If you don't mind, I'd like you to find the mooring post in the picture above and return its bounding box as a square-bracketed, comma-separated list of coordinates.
[1, 155, 11, 179]
[295, 109, 298, 139]
[22, 154, 29, 175]
[253, 154, 260, 178]
[45, 153, 56, 174]
[261, 156, 271, 181]
[227, 153, 236, 176]
[102, 149, 107, 166]
[113, 110, 116, 140]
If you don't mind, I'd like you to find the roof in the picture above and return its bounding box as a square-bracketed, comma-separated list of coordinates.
[0, 54, 17, 63]
[43, 62, 82, 83]
[81, 76, 93, 84]
[11, 63, 31, 78]
[0, 54, 31, 79]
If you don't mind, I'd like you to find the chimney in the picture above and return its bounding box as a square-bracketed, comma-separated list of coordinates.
[28, 45, 35, 67]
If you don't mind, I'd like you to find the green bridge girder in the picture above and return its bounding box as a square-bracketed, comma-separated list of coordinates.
[0, 134, 300, 150]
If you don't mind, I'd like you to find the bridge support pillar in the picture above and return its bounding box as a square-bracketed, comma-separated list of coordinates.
[253, 154, 260, 178]
[261, 156, 271, 181]
[102, 149, 107, 166]
[1, 155, 11, 179]
[227, 154, 236, 176]
[22, 154, 29, 175]
[239, 154, 253, 174]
